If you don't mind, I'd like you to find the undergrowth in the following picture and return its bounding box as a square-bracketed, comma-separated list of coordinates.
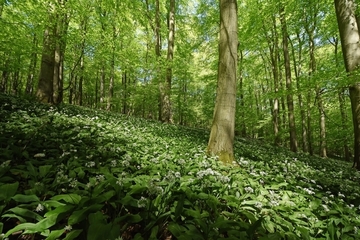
[0, 93, 360, 240]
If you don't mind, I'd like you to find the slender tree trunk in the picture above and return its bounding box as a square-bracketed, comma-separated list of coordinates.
[107, 25, 117, 111]
[26, 33, 38, 95]
[207, 0, 238, 164]
[291, 32, 308, 152]
[1, 57, 9, 93]
[122, 71, 127, 114]
[280, 6, 298, 152]
[160, 0, 175, 122]
[333, 37, 350, 161]
[334, 0, 360, 169]
[239, 48, 246, 137]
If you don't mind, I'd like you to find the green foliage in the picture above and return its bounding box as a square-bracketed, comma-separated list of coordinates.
[1, 93, 360, 239]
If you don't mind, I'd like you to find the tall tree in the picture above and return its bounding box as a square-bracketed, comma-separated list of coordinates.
[279, 5, 298, 152]
[334, 0, 360, 168]
[160, 0, 175, 122]
[207, 0, 238, 164]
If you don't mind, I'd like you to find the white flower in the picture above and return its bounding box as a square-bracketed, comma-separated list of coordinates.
[116, 179, 123, 186]
[137, 197, 147, 208]
[304, 188, 315, 195]
[34, 153, 45, 158]
[269, 200, 279, 207]
[255, 202, 263, 209]
[338, 192, 345, 198]
[322, 204, 330, 212]
[175, 172, 181, 178]
[96, 175, 105, 182]
[35, 203, 44, 212]
[245, 187, 254, 194]
[69, 179, 78, 188]
[64, 225, 72, 231]
[85, 161, 96, 168]
[355, 226, 358, 234]
[110, 160, 117, 167]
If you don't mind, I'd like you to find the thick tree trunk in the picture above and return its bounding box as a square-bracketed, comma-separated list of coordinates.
[334, 0, 360, 169]
[280, 6, 298, 152]
[36, 26, 55, 103]
[207, 0, 238, 164]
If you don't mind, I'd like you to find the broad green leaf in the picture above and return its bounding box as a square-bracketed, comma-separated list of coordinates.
[6, 206, 44, 221]
[167, 222, 183, 238]
[0, 182, 19, 201]
[12, 194, 39, 203]
[149, 225, 159, 240]
[1, 213, 27, 223]
[39, 165, 53, 178]
[44, 205, 75, 218]
[68, 204, 103, 225]
[51, 194, 81, 204]
[87, 222, 111, 240]
[62, 229, 83, 240]
[46, 229, 65, 240]
[117, 214, 142, 223]
[4, 223, 37, 237]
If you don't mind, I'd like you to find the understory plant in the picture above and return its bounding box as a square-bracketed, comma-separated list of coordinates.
[1, 93, 360, 240]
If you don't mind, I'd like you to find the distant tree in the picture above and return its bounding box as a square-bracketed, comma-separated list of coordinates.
[207, 0, 238, 164]
[279, 4, 298, 152]
[334, 0, 360, 168]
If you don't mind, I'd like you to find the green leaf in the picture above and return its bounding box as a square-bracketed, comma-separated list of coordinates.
[62, 229, 83, 240]
[0, 182, 19, 201]
[44, 205, 75, 218]
[6, 206, 44, 221]
[46, 229, 65, 240]
[174, 195, 185, 220]
[34, 214, 58, 230]
[39, 165, 53, 178]
[4, 223, 37, 237]
[68, 204, 103, 225]
[51, 194, 81, 204]
[87, 222, 112, 240]
[149, 225, 159, 240]
[297, 226, 310, 240]
[1, 213, 27, 223]
[12, 194, 40, 203]
[167, 222, 183, 238]
[26, 162, 37, 177]
[118, 214, 142, 223]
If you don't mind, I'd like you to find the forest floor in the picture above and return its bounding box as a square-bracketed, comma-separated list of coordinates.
[0, 93, 360, 240]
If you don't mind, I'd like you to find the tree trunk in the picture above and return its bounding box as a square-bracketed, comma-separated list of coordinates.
[207, 0, 238, 164]
[160, 0, 175, 123]
[36, 25, 55, 103]
[280, 6, 298, 152]
[334, 0, 360, 169]
[26, 33, 38, 95]
[291, 31, 308, 152]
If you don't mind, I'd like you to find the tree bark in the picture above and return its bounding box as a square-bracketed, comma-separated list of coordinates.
[207, 0, 238, 164]
[280, 6, 298, 152]
[334, 0, 360, 168]
[160, 0, 175, 123]
[36, 25, 55, 103]
[26, 33, 38, 95]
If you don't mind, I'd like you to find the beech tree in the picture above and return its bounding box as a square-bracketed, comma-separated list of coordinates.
[207, 0, 238, 164]
[334, 0, 360, 168]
